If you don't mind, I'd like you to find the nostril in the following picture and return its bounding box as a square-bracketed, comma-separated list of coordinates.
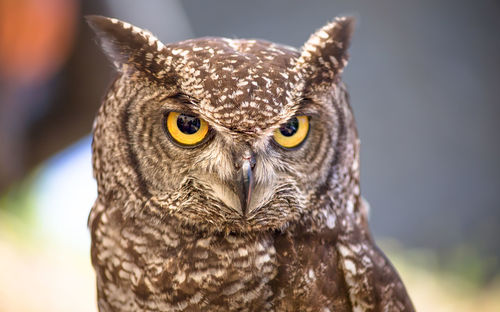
[238, 149, 256, 170]
[241, 155, 256, 169]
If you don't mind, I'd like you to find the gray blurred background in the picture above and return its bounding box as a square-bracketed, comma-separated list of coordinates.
[1, 0, 499, 277]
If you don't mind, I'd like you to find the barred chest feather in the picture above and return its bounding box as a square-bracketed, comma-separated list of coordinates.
[91, 202, 352, 311]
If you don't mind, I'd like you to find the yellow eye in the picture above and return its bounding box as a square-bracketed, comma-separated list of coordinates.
[165, 112, 209, 146]
[273, 116, 309, 149]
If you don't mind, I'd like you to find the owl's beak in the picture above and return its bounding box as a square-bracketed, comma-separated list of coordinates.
[237, 153, 255, 215]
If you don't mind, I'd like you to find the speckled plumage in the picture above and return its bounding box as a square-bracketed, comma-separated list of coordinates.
[87, 15, 414, 311]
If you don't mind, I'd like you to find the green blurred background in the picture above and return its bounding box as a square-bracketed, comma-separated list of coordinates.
[1, 0, 499, 310]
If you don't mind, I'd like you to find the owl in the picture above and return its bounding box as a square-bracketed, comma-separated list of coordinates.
[87, 15, 414, 312]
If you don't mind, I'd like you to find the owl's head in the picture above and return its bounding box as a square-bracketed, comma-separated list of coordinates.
[89, 16, 359, 234]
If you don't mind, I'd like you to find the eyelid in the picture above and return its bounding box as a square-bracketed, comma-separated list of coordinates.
[171, 93, 199, 105]
[161, 93, 201, 116]
[294, 97, 322, 117]
[162, 108, 198, 118]
[293, 109, 318, 118]
[294, 108, 317, 118]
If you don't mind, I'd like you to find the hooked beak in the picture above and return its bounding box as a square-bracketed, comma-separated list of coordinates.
[237, 154, 255, 215]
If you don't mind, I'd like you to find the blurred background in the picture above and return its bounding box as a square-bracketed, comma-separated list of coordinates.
[0, 0, 499, 310]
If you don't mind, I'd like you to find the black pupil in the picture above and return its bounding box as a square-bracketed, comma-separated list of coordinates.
[177, 114, 201, 134]
[279, 117, 299, 137]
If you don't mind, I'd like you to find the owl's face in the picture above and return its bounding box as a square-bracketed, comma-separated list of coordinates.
[89, 16, 356, 234]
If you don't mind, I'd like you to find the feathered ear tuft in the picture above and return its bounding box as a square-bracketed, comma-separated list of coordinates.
[296, 16, 355, 92]
[86, 15, 172, 80]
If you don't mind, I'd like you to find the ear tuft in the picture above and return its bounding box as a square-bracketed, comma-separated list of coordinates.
[296, 16, 355, 91]
[86, 15, 170, 79]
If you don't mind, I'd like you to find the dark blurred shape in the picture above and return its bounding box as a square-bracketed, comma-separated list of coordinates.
[0, 0, 111, 192]
[0, 0, 78, 189]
